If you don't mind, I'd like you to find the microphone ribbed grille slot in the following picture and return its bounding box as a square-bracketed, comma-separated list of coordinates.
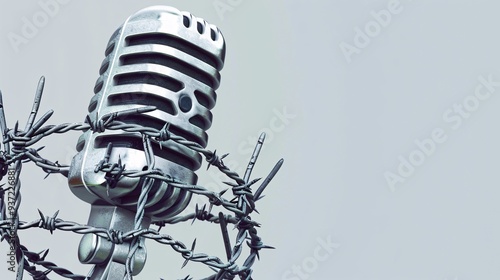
[120, 53, 215, 88]
[114, 72, 183, 92]
[99, 60, 110, 75]
[94, 134, 199, 170]
[105, 41, 116, 56]
[111, 113, 206, 150]
[126, 33, 219, 69]
[189, 115, 209, 130]
[107, 92, 177, 116]
[194, 90, 215, 109]
[88, 99, 97, 113]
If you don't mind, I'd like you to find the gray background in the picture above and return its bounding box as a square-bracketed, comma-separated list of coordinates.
[0, 0, 498, 279]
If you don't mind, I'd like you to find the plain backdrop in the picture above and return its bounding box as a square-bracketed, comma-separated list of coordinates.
[1, 0, 500, 279]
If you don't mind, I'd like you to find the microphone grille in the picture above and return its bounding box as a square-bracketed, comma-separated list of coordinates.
[88, 6, 226, 169]
[70, 6, 226, 220]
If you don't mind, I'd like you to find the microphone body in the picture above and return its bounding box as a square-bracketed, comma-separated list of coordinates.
[67, 6, 225, 278]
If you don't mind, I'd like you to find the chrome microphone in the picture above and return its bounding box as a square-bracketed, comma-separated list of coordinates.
[67, 6, 225, 278]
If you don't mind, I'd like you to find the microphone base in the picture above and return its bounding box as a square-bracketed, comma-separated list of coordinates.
[78, 205, 151, 279]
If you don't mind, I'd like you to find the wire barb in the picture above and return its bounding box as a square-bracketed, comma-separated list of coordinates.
[0, 77, 283, 280]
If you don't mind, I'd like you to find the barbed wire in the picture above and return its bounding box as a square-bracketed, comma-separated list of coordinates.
[0, 77, 283, 280]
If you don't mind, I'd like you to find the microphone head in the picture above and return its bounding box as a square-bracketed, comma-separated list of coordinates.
[68, 6, 226, 221]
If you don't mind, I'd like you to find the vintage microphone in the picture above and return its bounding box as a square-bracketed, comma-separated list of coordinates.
[67, 6, 226, 279]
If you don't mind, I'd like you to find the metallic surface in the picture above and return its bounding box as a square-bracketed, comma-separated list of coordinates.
[0, 5, 281, 280]
[66, 6, 226, 279]
[68, 5, 226, 221]
[0, 86, 281, 279]
[82, 205, 150, 279]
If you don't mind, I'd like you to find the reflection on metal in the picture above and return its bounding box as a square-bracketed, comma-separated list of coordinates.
[0, 5, 282, 280]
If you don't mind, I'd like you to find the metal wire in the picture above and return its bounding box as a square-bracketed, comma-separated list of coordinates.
[0, 77, 283, 280]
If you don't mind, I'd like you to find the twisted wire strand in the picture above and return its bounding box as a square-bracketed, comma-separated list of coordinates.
[125, 135, 155, 280]
[0, 81, 281, 280]
[0, 216, 257, 274]
[20, 245, 86, 280]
